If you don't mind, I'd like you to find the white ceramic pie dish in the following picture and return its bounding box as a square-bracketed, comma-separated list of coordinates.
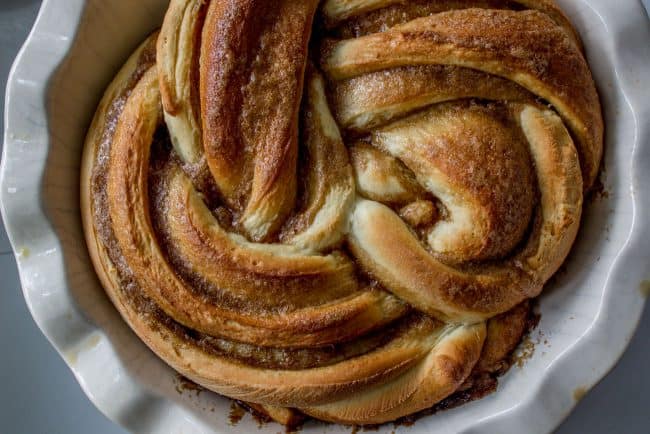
[1, 1, 649, 433]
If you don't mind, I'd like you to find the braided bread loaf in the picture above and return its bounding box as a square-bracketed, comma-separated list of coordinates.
[81, 0, 602, 426]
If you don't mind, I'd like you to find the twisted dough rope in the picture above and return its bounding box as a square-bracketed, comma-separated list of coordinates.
[81, 0, 602, 425]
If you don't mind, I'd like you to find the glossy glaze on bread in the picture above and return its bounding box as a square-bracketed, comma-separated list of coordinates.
[81, 0, 602, 426]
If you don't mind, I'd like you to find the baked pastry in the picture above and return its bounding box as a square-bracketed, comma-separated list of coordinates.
[81, 0, 602, 426]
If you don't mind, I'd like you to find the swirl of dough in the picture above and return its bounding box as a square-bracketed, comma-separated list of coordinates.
[82, 0, 601, 426]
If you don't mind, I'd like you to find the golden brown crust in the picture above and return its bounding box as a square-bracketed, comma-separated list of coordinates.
[476, 301, 531, 372]
[332, 65, 536, 132]
[81, 0, 602, 426]
[245, 403, 305, 428]
[302, 322, 486, 424]
[347, 102, 582, 322]
[324, 0, 582, 49]
[200, 0, 319, 240]
[323, 9, 602, 189]
[375, 102, 536, 263]
[81, 33, 159, 309]
[156, 0, 205, 163]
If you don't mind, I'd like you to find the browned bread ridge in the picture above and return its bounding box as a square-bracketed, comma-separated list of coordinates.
[81, 0, 602, 426]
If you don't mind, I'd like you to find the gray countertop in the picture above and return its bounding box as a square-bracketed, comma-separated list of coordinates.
[1, 2, 648, 433]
